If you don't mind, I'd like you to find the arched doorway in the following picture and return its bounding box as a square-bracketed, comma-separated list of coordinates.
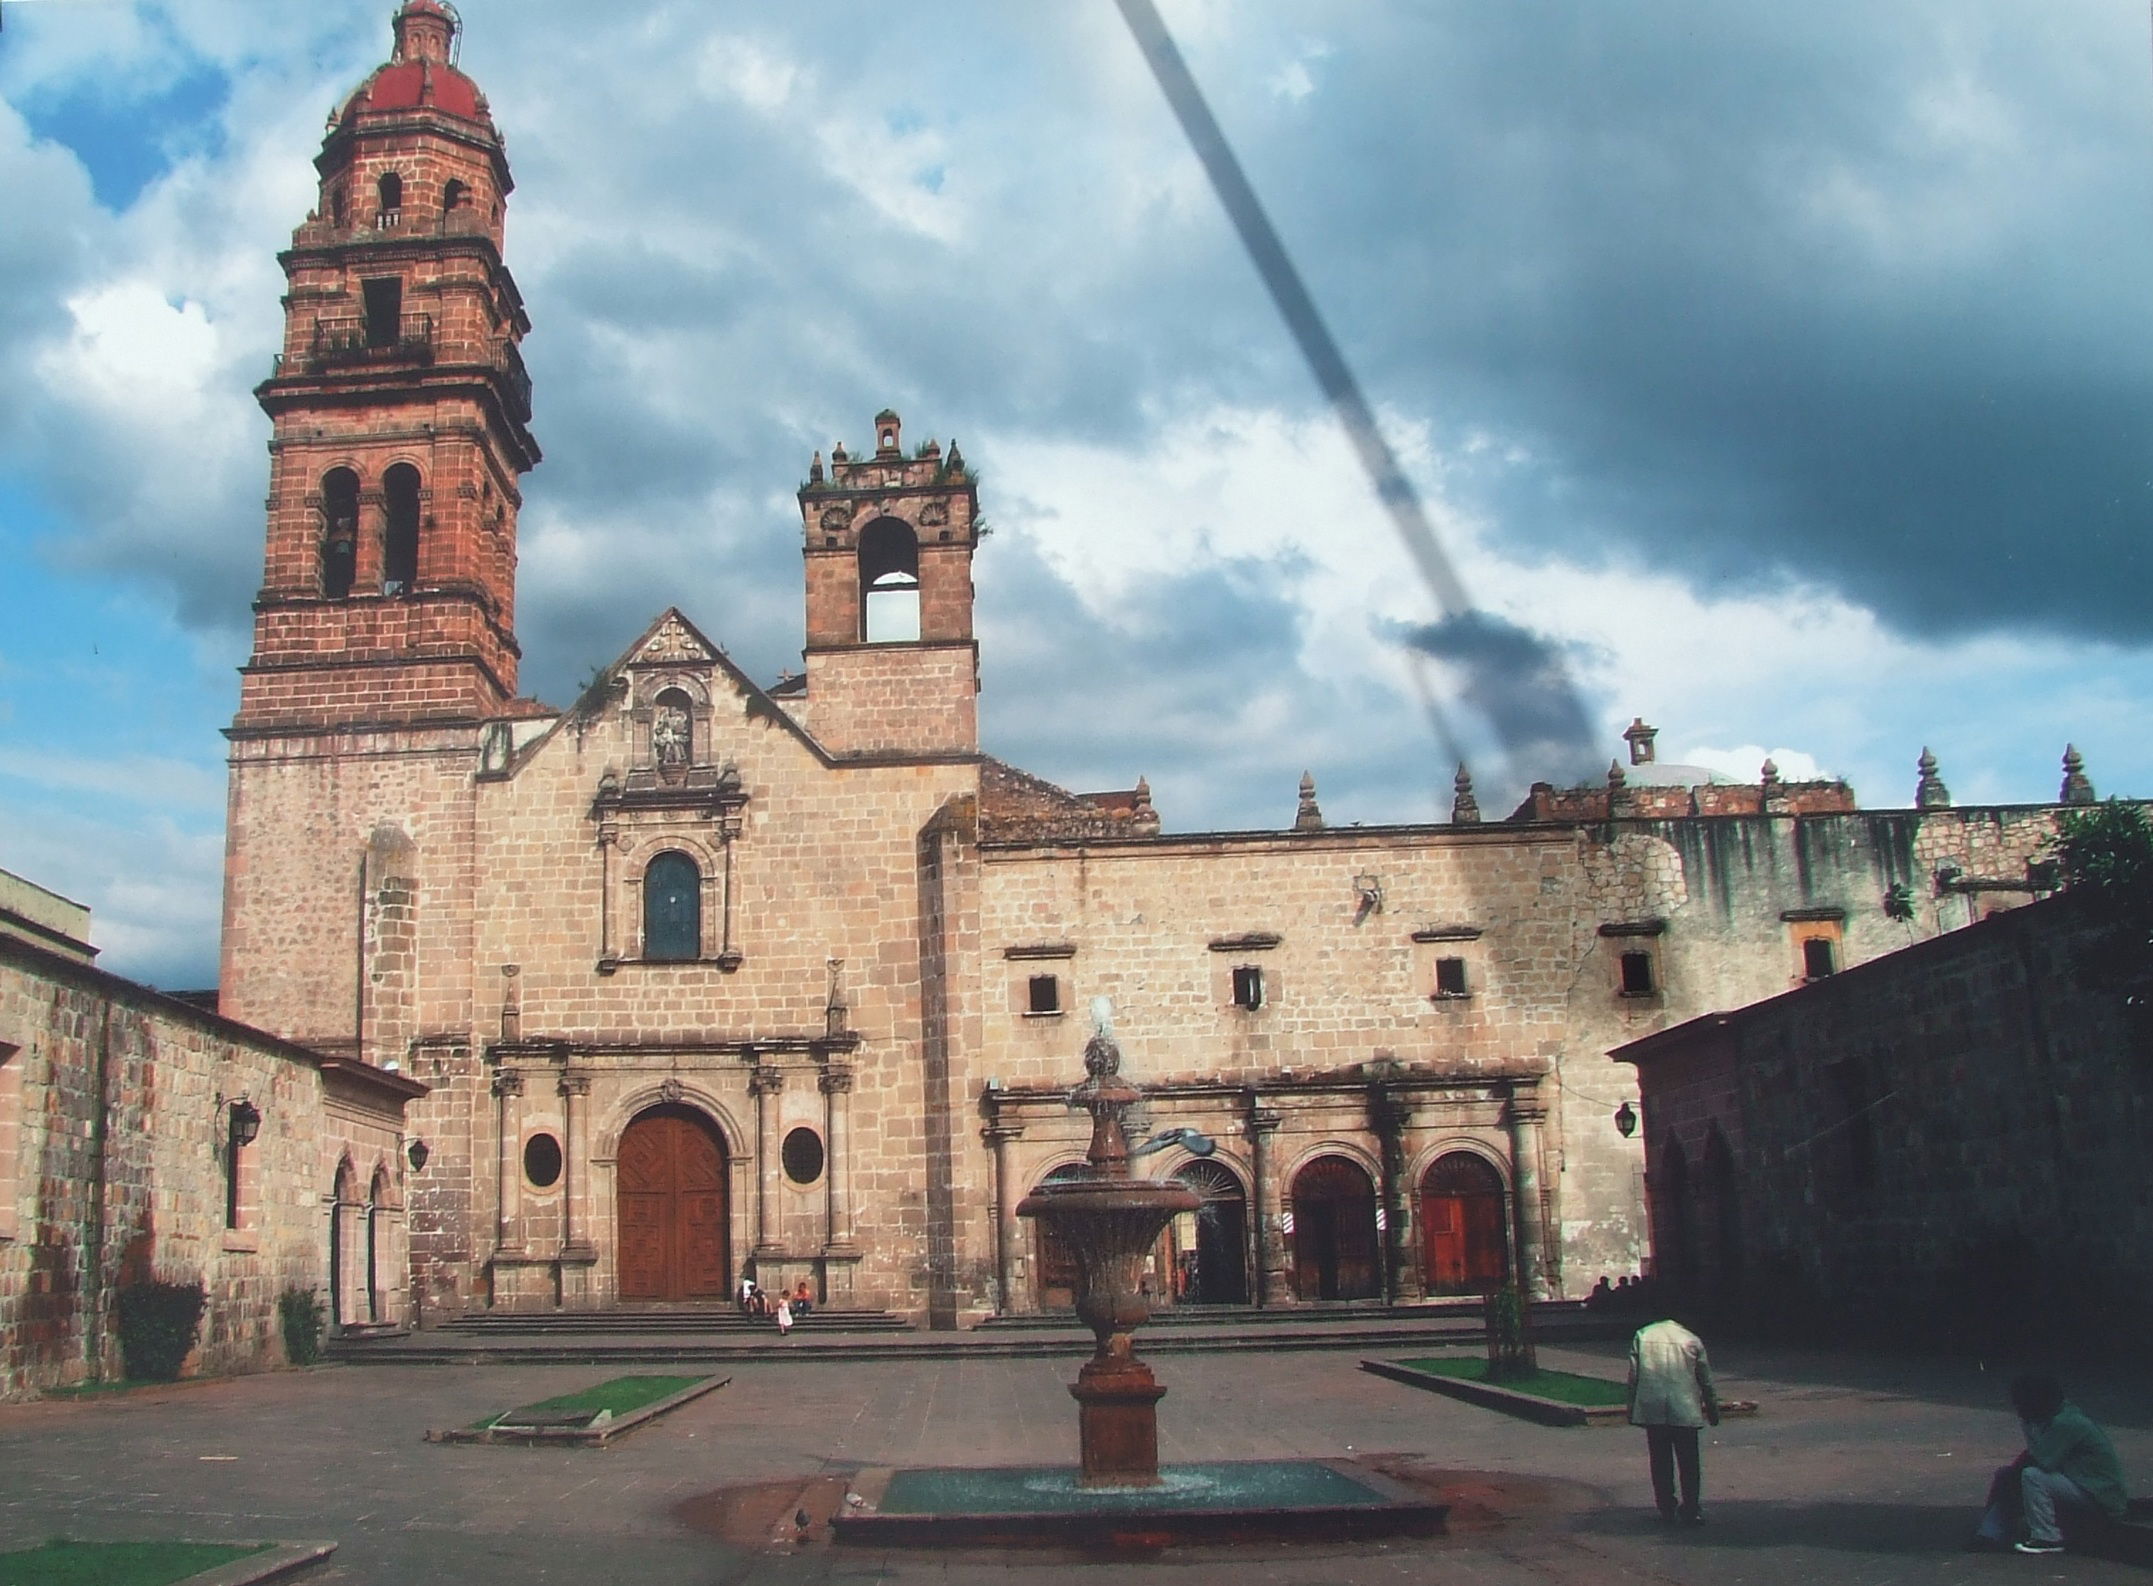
[1166, 1159, 1250, 1306]
[616, 1105, 730, 1302]
[1290, 1155, 1380, 1301]
[1419, 1151, 1509, 1294]
[366, 1164, 393, 1324]
[1705, 1127, 1742, 1294]
[1031, 1163, 1089, 1309]
[329, 1157, 361, 1330]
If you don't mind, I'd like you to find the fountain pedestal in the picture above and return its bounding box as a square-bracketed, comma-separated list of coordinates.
[1071, 1355, 1170, 1485]
[1016, 1022, 1198, 1488]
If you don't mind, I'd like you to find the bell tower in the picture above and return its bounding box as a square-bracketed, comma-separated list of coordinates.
[797, 411, 981, 758]
[221, 0, 537, 1047]
[238, 0, 538, 732]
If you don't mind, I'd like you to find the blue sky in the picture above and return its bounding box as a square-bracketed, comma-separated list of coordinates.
[2, 0, 2150, 988]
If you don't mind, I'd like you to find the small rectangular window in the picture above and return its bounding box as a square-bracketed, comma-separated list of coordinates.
[1619, 950, 1656, 997]
[1027, 974, 1061, 1015]
[1434, 957, 1470, 998]
[1232, 965, 1265, 1010]
[1801, 937, 1836, 980]
[363, 277, 402, 349]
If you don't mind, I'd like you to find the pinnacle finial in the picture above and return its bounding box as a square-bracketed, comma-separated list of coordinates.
[2061, 744, 2096, 805]
[1915, 747, 1952, 809]
[1451, 762, 1481, 825]
[1607, 759, 1627, 789]
[1295, 770, 1324, 832]
[1760, 757, 1780, 785]
[808, 450, 824, 484]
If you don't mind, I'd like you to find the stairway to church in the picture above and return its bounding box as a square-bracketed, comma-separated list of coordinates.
[432, 1306, 914, 1336]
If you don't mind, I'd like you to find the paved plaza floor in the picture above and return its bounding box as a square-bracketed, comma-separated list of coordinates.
[3, 1338, 2151, 1584]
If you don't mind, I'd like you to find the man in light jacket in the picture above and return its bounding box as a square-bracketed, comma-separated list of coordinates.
[1627, 1316, 1720, 1524]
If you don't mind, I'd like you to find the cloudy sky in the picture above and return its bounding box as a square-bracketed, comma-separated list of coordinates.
[2, 0, 2149, 988]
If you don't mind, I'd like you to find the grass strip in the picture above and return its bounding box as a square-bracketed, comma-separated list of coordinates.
[1392, 1356, 1629, 1408]
[479, 1373, 707, 1429]
[0, 1540, 270, 1586]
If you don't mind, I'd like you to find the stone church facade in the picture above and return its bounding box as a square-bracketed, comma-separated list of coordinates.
[217, 3, 2094, 1328]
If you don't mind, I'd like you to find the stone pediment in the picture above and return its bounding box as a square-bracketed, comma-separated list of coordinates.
[628, 611, 715, 667]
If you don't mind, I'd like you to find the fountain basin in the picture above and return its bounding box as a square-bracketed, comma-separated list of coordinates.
[830, 1459, 1448, 1548]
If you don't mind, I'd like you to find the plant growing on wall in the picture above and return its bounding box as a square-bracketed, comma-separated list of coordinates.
[2057, 800, 2153, 1053]
[114, 1280, 207, 1382]
[278, 1287, 327, 1367]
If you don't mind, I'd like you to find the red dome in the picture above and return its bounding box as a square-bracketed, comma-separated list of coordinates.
[344, 59, 484, 122]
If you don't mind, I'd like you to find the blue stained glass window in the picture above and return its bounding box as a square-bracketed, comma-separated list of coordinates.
[643, 852, 700, 961]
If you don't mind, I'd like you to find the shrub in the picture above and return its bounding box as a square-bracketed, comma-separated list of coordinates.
[114, 1280, 207, 1382]
[278, 1287, 326, 1366]
[1483, 1285, 1538, 1380]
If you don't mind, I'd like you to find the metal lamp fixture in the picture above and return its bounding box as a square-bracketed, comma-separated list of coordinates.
[407, 1137, 431, 1172]
[1613, 1100, 1637, 1139]
[228, 1097, 263, 1147]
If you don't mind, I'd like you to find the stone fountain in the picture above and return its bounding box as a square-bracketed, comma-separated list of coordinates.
[824, 1005, 1448, 1547]
[1016, 1005, 1201, 1487]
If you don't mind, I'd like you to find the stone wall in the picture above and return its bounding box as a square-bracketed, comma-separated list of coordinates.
[0, 933, 417, 1398]
[1614, 892, 2147, 1344]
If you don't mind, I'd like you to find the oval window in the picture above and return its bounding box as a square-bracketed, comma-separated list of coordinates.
[781, 1127, 825, 1185]
[523, 1132, 563, 1189]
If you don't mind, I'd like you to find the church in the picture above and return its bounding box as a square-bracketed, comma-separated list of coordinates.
[215, 1, 2089, 1329]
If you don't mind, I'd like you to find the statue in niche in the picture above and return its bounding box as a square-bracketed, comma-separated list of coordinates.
[652, 694, 691, 777]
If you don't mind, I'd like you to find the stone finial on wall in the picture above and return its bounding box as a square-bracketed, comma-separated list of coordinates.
[1294, 771, 1324, 832]
[1129, 776, 1160, 835]
[1451, 763, 1481, 825]
[808, 450, 824, 485]
[2061, 745, 2096, 805]
[1915, 747, 1952, 809]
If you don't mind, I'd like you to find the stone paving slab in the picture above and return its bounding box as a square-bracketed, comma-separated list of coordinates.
[1, 1341, 2150, 1583]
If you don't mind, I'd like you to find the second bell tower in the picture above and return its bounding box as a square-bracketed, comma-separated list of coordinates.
[796, 410, 981, 759]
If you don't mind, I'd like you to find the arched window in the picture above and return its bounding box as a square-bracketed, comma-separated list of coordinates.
[441, 178, 468, 218]
[651, 687, 693, 773]
[858, 517, 920, 642]
[642, 851, 701, 962]
[321, 468, 360, 598]
[383, 463, 421, 593]
[376, 171, 403, 226]
[329, 183, 348, 229]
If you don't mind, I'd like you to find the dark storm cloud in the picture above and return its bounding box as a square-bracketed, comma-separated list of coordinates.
[1182, 2, 2153, 641]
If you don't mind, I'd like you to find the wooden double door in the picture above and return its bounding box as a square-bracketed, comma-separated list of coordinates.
[1420, 1151, 1510, 1294]
[617, 1106, 730, 1302]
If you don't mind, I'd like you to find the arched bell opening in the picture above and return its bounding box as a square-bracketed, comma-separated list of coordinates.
[858, 516, 920, 642]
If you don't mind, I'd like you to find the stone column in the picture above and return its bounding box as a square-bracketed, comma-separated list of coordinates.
[1374, 1090, 1413, 1303]
[820, 1063, 856, 1252]
[1506, 1092, 1551, 1301]
[751, 1063, 784, 1256]
[559, 1071, 593, 1258]
[1247, 1106, 1291, 1306]
[493, 1068, 524, 1257]
[982, 1113, 1023, 1314]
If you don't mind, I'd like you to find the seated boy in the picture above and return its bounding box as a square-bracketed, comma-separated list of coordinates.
[1972, 1373, 2127, 1555]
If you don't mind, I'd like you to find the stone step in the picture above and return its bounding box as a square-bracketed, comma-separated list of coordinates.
[328, 1311, 1628, 1367]
[435, 1307, 911, 1335]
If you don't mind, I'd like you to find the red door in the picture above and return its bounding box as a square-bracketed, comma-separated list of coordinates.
[617, 1108, 730, 1301]
[1420, 1151, 1509, 1294]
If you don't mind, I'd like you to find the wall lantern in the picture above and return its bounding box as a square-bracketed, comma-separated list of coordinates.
[1613, 1101, 1638, 1139]
[407, 1137, 431, 1172]
[228, 1097, 263, 1147]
